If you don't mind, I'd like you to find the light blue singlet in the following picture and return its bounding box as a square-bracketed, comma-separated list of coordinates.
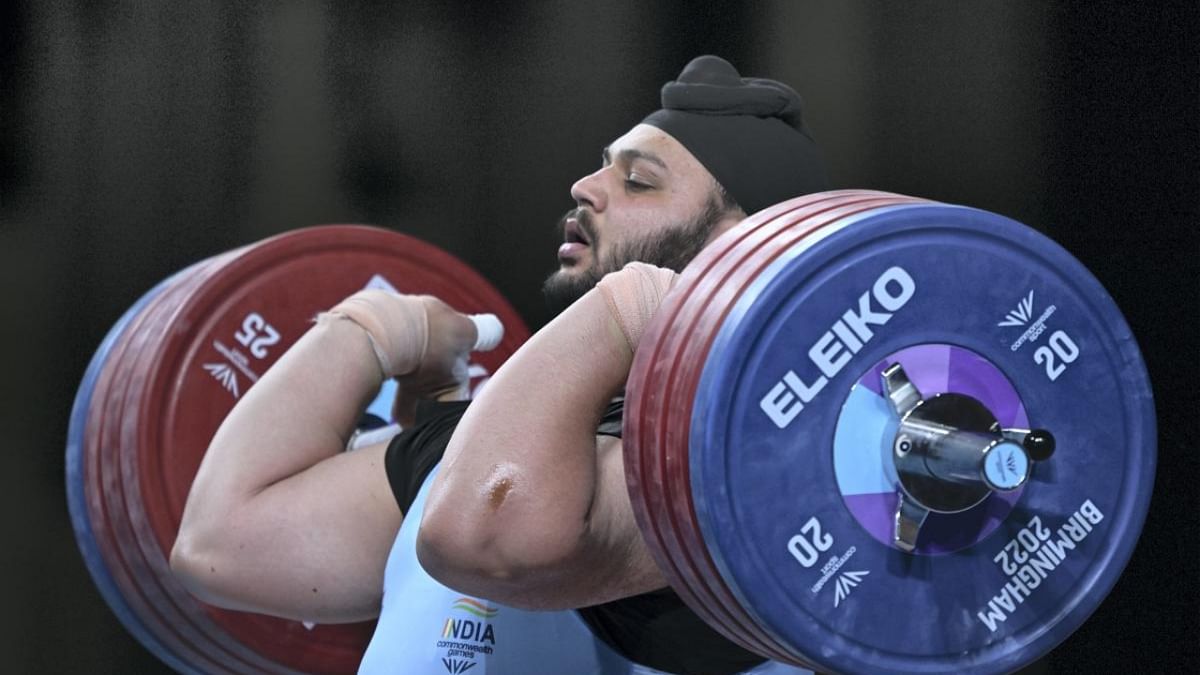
[358, 467, 811, 675]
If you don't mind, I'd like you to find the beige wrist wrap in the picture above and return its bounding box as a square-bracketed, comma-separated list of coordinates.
[321, 290, 429, 379]
[596, 262, 680, 353]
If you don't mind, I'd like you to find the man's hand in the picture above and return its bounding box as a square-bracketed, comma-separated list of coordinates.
[324, 290, 488, 428]
[391, 297, 480, 428]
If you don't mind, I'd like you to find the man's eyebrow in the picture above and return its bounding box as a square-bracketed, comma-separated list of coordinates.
[601, 146, 669, 171]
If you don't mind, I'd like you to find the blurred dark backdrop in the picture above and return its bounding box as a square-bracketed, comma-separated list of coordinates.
[2, 2, 1196, 673]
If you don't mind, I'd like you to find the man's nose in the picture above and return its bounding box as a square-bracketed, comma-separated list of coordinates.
[570, 168, 608, 212]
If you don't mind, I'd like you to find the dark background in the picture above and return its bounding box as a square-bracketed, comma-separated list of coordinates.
[2, 2, 1196, 673]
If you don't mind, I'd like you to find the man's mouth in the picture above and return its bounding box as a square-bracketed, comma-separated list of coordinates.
[558, 215, 592, 263]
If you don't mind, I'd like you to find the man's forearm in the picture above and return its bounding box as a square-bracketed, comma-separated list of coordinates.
[172, 293, 485, 620]
[171, 318, 393, 618]
[420, 284, 652, 605]
[186, 318, 383, 505]
[441, 287, 628, 502]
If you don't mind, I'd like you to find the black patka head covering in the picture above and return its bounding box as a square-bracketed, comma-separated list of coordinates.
[643, 55, 829, 215]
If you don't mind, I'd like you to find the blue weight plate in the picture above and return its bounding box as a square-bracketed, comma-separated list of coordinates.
[688, 202, 1155, 674]
[65, 266, 201, 675]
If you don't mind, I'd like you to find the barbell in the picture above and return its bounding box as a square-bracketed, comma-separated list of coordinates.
[66, 190, 1155, 673]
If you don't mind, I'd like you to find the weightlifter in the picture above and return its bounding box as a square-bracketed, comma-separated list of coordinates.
[172, 55, 827, 674]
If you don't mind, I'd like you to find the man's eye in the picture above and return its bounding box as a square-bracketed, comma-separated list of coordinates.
[625, 174, 652, 192]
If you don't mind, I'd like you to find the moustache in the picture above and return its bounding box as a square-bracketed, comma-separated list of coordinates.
[557, 208, 598, 246]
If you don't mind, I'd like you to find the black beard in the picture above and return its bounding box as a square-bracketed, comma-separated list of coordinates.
[542, 195, 725, 315]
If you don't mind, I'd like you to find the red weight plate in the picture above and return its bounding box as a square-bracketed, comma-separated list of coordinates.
[85, 264, 215, 671]
[628, 192, 925, 663]
[661, 195, 925, 659]
[106, 251, 290, 674]
[653, 194, 918, 663]
[124, 226, 529, 673]
[106, 249, 303, 673]
[628, 192, 903, 663]
[624, 199, 821, 662]
[658, 202, 894, 658]
[86, 254, 265, 673]
[661, 194, 928, 658]
[627, 192, 886, 661]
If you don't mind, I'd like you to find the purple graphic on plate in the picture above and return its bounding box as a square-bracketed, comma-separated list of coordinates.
[833, 343, 1029, 555]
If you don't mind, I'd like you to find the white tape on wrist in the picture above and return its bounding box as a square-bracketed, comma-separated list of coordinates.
[469, 313, 504, 351]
